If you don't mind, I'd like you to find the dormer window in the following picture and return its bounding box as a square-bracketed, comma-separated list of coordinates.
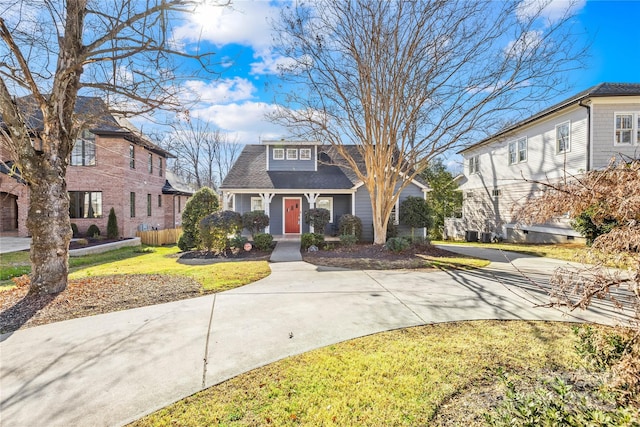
[286, 148, 298, 160]
[273, 148, 284, 160]
[300, 148, 312, 160]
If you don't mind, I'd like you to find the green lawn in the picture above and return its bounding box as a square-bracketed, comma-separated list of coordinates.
[1, 246, 271, 292]
[435, 240, 590, 262]
[131, 321, 584, 427]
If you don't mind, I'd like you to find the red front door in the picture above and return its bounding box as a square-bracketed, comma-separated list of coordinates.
[284, 198, 301, 233]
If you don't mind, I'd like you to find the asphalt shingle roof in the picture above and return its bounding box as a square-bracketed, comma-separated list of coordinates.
[221, 145, 359, 190]
[3, 95, 173, 158]
[221, 144, 428, 190]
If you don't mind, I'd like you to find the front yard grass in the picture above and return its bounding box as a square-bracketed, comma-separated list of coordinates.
[69, 246, 270, 292]
[434, 241, 590, 262]
[1, 246, 271, 292]
[131, 320, 593, 427]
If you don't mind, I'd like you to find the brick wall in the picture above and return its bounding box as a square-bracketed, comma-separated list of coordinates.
[67, 135, 169, 238]
[0, 180, 29, 236]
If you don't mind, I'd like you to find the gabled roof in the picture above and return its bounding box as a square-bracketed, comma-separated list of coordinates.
[221, 145, 356, 190]
[2, 95, 173, 158]
[459, 82, 640, 154]
[221, 144, 428, 190]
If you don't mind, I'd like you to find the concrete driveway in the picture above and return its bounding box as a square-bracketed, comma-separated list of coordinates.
[0, 246, 634, 427]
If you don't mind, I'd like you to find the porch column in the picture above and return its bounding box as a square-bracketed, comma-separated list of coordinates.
[304, 192, 320, 233]
[259, 192, 275, 233]
[223, 192, 235, 211]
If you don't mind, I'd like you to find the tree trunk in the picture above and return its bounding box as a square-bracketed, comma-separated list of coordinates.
[371, 193, 389, 245]
[26, 159, 71, 295]
[372, 220, 387, 245]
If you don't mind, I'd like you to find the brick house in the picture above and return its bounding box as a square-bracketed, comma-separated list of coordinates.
[0, 96, 192, 238]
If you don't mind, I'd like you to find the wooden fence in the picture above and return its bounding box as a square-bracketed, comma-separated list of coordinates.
[136, 227, 182, 246]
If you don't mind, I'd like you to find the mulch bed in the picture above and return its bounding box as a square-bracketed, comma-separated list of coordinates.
[0, 274, 201, 334]
[180, 248, 273, 261]
[302, 243, 460, 270]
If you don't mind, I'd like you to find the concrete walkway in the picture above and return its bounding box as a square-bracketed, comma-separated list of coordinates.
[0, 246, 634, 427]
[269, 237, 302, 262]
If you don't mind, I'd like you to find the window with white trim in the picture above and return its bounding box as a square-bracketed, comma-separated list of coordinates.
[273, 148, 284, 160]
[469, 155, 479, 174]
[508, 142, 517, 165]
[556, 122, 570, 153]
[316, 197, 334, 223]
[509, 137, 527, 164]
[390, 200, 399, 225]
[300, 148, 312, 160]
[286, 148, 298, 160]
[251, 197, 264, 212]
[615, 113, 635, 145]
[518, 137, 527, 162]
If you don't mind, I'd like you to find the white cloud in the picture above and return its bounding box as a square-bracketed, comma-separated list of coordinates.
[173, 1, 279, 52]
[516, 0, 586, 25]
[504, 30, 544, 58]
[190, 101, 290, 143]
[250, 52, 298, 75]
[183, 77, 257, 104]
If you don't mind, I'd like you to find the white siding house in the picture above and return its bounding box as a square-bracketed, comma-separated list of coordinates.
[457, 83, 640, 243]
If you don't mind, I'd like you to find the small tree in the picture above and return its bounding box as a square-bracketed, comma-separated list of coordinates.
[421, 158, 463, 239]
[304, 208, 330, 234]
[178, 187, 219, 251]
[399, 197, 433, 239]
[199, 210, 242, 254]
[107, 208, 118, 239]
[242, 211, 270, 238]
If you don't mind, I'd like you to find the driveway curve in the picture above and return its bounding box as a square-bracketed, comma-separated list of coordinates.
[0, 245, 633, 427]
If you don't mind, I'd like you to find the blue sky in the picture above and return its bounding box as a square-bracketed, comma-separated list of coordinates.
[138, 0, 640, 155]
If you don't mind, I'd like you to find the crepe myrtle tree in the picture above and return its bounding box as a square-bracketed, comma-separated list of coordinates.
[0, 0, 224, 294]
[271, 0, 586, 244]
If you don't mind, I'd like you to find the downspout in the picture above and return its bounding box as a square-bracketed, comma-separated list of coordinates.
[578, 100, 591, 171]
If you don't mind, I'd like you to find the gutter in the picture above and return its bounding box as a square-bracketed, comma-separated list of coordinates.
[578, 100, 591, 171]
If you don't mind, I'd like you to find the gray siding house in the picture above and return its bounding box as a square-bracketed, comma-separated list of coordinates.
[456, 82, 640, 243]
[220, 141, 429, 241]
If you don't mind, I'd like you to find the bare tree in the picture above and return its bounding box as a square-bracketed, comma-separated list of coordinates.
[271, 0, 586, 244]
[162, 116, 242, 189]
[0, 0, 221, 294]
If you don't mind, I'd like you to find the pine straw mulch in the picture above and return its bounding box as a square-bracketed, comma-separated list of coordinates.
[302, 243, 461, 270]
[0, 274, 202, 334]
